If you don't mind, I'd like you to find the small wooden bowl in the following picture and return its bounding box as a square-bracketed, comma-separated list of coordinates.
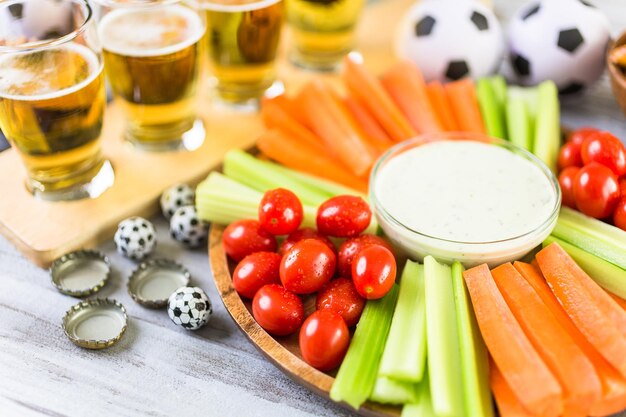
[608, 31, 626, 118]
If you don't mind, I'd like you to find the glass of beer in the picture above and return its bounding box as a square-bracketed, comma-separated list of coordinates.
[197, 0, 284, 109]
[95, 0, 206, 151]
[286, 0, 364, 71]
[0, 0, 113, 201]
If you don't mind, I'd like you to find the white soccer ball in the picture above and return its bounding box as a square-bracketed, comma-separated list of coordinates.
[395, 0, 504, 82]
[507, 0, 610, 94]
[167, 286, 212, 331]
[114, 217, 157, 260]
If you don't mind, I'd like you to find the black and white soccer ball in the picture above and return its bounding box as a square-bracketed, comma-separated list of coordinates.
[167, 286, 212, 331]
[395, 0, 504, 82]
[114, 217, 156, 260]
[507, 0, 610, 95]
[160, 184, 195, 219]
[169, 205, 208, 248]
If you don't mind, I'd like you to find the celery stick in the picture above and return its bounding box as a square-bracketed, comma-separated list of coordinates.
[477, 78, 506, 140]
[401, 372, 437, 417]
[452, 262, 495, 417]
[424, 256, 464, 417]
[371, 376, 419, 405]
[559, 207, 626, 252]
[197, 171, 263, 199]
[330, 285, 399, 410]
[533, 81, 560, 173]
[544, 236, 626, 299]
[269, 163, 367, 199]
[489, 75, 507, 110]
[506, 96, 531, 151]
[379, 261, 426, 382]
[509, 86, 538, 150]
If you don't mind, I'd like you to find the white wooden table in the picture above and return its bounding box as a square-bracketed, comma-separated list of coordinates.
[1, 0, 626, 416]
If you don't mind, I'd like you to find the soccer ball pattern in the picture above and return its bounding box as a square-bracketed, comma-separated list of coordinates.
[170, 206, 208, 248]
[114, 217, 156, 260]
[167, 286, 212, 331]
[160, 184, 195, 219]
[395, 0, 504, 82]
[507, 0, 610, 94]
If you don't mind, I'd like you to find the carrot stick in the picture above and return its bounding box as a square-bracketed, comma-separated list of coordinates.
[380, 61, 443, 134]
[492, 263, 601, 417]
[536, 243, 626, 380]
[343, 94, 393, 151]
[256, 129, 368, 192]
[261, 95, 309, 127]
[425, 81, 458, 131]
[260, 97, 323, 149]
[463, 264, 563, 417]
[444, 78, 487, 134]
[490, 360, 537, 417]
[342, 55, 417, 142]
[610, 293, 626, 312]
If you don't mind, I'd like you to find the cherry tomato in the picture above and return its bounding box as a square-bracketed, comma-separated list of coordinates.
[559, 166, 580, 209]
[258, 188, 303, 235]
[233, 252, 282, 299]
[558, 141, 583, 171]
[614, 199, 626, 231]
[280, 239, 336, 294]
[567, 127, 601, 148]
[352, 245, 396, 300]
[223, 219, 277, 261]
[316, 277, 365, 327]
[252, 284, 304, 336]
[573, 162, 620, 219]
[620, 178, 626, 199]
[581, 131, 626, 177]
[278, 227, 335, 257]
[316, 195, 372, 238]
[299, 310, 350, 371]
[337, 234, 394, 278]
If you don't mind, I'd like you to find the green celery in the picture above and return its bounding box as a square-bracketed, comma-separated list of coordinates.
[489, 75, 507, 110]
[452, 262, 494, 417]
[506, 96, 531, 151]
[401, 372, 437, 417]
[558, 207, 626, 253]
[197, 171, 262, 198]
[370, 376, 419, 405]
[424, 256, 464, 417]
[378, 261, 426, 382]
[477, 78, 506, 140]
[509, 86, 538, 150]
[544, 236, 626, 299]
[330, 285, 399, 410]
[532, 81, 560, 173]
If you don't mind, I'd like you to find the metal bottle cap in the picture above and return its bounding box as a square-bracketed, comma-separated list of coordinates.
[62, 298, 128, 349]
[127, 259, 191, 308]
[50, 250, 111, 297]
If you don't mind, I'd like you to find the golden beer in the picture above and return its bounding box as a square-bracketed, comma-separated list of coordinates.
[202, 0, 284, 106]
[99, 5, 205, 150]
[286, 0, 364, 70]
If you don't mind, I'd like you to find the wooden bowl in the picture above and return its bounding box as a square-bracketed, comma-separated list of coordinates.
[208, 225, 400, 417]
[608, 31, 626, 118]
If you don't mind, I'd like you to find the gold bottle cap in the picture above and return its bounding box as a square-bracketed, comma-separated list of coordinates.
[128, 259, 191, 308]
[62, 299, 128, 349]
[50, 250, 111, 297]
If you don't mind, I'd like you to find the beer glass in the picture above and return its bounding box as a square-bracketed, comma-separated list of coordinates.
[197, 0, 284, 109]
[0, 0, 113, 201]
[286, 0, 364, 71]
[96, 0, 206, 151]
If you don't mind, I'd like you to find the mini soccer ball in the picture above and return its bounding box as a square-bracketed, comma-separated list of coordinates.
[114, 217, 157, 260]
[167, 286, 212, 331]
[170, 206, 208, 248]
[395, 0, 504, 82]
[507, 0, 610, 94]
[160, 184, 195, 219]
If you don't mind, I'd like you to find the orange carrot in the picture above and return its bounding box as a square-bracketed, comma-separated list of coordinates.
[342, 55, 417, 142]
[261, 97, 323, 149]
[261, 94, 309, 127]
[425, 81, 458, 131]
[343, 94, 393, 151]
[256, 129, 368, 192]
[380, 62, 444, 135]
[610, 293, 626, 312]
[536, 243, 626, 380]
[492, 263, 601, 417]
[444, 78, 486, 134]
[490, 359, 537, 417]
[463, 264, 563, 417]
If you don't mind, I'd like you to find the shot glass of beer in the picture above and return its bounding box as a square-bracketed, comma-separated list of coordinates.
[0, 0, 114, 201]
[286, 0, 364, 71]
[95, 0, 206, 151]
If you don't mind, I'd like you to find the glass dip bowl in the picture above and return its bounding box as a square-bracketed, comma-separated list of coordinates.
[369, 132, 561, 268]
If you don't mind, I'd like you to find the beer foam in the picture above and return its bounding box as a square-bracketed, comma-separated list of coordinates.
[99, 5, 205, 58]
[198, 0, 281, 12]
[0, 43, 102, 101]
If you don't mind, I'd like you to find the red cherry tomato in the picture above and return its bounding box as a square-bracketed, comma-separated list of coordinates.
[280, 239, 336, 294]
[299, 310, 350, 371]
[337, 234, 394, 278]
[352, 245, 396, 300]
[316, 277, 365, 327]
[573, 162, 620, 219]
[559, 166, 580, 209]
[233, 252, 282, 299]
[581, 131, 626, 177]
[558, 141, 583, 171]
[614, 199, 626, 231]
[567, 127, 601, 148]
[223, 219, 277, 261]
[620, 178, 626, 199]
[258, 188, 303, 235]
[316, 195, 372, 238]
[252, 284, 304, 336]
[278, 227, 335, 257]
